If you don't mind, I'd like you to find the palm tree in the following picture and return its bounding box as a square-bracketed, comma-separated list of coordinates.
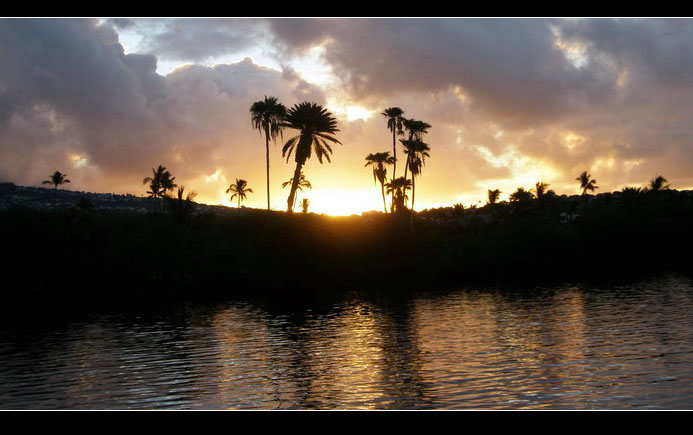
[281, 102, 341, 213]
[42, 171, 70, 189]
[250, 96, 287, 212]
[169, 186, 197, 222]
[381, 107, 405, 178]
[401, 119, 431, 180]
[385, 177, 412, 214]
[226, 178, 253, 208]
[509, 187, 535, 203]
[534, 182, 555, 200]
[282, 172, 312, 212]
[365, 151, 395, 213]
[487, 189, 501, 205]
[576, 171, 598, 195]
[143, 165, 177, 211]
[401, 139, 430, 210]
[649, 174, 670, 192]
[301, 198, 310, 214]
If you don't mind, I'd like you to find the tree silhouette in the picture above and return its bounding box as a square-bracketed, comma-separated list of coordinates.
[365, 151, 395, 213]
[169, 185, 197, 222]
[381, 107, 405, 179]
[301, 198, 310, 214]
[401, 119, 431, 180]
[385, 177, 412, 214]
[281, 102, 341, 213]
[534, 182, 556, 201]
[282, 172, 312, 212]
[576, 171, 598, 195]
[509, 187, 535, 203]
[401, 140, 430, 211]
[649, 175, 670, 192]
[143, 165, 177, 211]
[226, 178, 253, 208]
[42, 171, 70, 189]
[487, 189, 501, 205]
[251, 96, 287, 212]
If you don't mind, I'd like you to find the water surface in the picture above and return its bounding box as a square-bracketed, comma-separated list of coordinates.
[1, 275, 692, 409]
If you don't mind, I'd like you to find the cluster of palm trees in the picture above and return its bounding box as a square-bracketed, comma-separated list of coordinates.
[365, 107, 433, 214]
[250, 97, 341, 213]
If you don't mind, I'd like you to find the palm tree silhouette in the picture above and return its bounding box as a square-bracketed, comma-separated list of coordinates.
[143, 165, 177, 211]
[509, 187, 535, 203]
[576, 171, 598, 195]
[42, 171, 71, 189]
[649, 174, 670, 192]
[401, 139, 430, 210]
[251, 96, 287, 212]
[385, 177, 412, 214]
[282, 172, 312, 212]
[170, 186, 197, 221]
[381, 107, 405, 178]
[226, 179, 253, 208]
[401, 119, 431, 180]
[365, 151, 395, 213]
[534, 182, 555, 200]
[281, 102, 341, 213]
[301, 198, 310, 214]
[487, 189, 501, 205]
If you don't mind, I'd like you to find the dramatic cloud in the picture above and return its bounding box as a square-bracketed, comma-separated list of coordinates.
[2, 18, 693, 213]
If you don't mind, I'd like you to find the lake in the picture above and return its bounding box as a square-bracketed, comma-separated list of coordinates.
[1, 275, 692, 409]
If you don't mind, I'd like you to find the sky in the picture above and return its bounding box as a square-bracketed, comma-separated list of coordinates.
[2, 18, 693, 215]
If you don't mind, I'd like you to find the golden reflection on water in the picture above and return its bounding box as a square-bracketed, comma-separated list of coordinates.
[5, 277, 690, 409]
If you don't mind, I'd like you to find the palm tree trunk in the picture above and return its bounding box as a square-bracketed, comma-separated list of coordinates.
[392, 128, 397, 180]
[381, 182, 387, 213]
[412, 175, 416, 211]
[238, 196, 241, 209]
[265, 126, 271, 212]
[287, 162, 304, 213]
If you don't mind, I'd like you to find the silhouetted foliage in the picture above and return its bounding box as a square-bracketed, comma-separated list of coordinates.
[143, 165, 177, 212]
[226, 179, 253, 208]
[365, 151, 395, 213]
[385, 177, 412, 214]
[281, 102, 341, 212]
[487, 189, 501, 205]
[251, 96, 287, 212]
[577, 171, 598, 195]
[301, 198, 310, 214]
[42, 171, 70, 189]
[649, 175, 670, 192]
[382, 107, 405, 179]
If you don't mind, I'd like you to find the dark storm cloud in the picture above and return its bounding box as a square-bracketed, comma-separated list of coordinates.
[0, 18, 324, 197]
[267, 18, 620, 127]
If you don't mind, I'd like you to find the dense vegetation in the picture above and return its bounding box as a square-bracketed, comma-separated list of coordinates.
[2, 187, 692, 310]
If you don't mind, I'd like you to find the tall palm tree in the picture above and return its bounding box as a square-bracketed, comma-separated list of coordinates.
[365, 151, 395, 213]
[487, 189, 501, 205]
[649, 174, 670, 192]
[381, 107, 405, 178]
[401, 139, 430, 210]
[42, 171, 70, 189]
[281, 102, 341, 213]
[226, 178, 253, 208]
[250, 96, 287, 212]
[282, 172, 312, 212]
[576, 171, 598, 195]
[385, 177, 412, 214]
[143, 165, 177, 211]
[401, 120, 431, 180]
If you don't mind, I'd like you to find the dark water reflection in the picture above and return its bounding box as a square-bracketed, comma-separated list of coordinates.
[1, 275, 692, 409]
